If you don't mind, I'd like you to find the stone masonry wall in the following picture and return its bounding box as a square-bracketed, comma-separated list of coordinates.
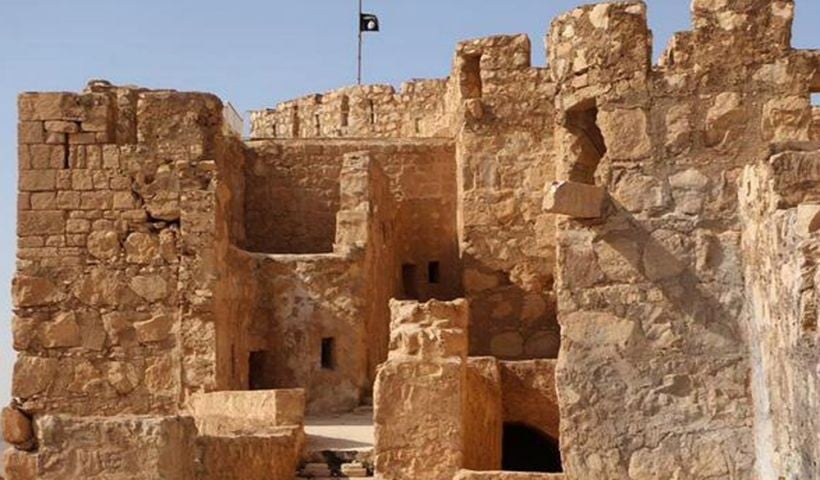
[244, 139, 459, 301]
[454, 35, 559, 361]
[249, 80, 454, 140]
[12, 84, 235, 417]
[551, 1, 816, 478]
[740, 150, 820, 480]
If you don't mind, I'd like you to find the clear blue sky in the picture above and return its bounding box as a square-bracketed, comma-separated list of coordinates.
[0, 0, 817, 406]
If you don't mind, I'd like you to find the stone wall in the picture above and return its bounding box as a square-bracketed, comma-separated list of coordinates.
[249, 80, 454, 140]
[550, 1, 816, 478]
[454, 35, 558, 361]
[12, 84, 234, 417]
[740, 149, 820, 479]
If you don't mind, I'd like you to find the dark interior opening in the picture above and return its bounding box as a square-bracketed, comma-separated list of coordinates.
[368, 100, 376, 125]
[401, 263, 418, 299]
[249, 351, 275, 390]
[314, 114, 321, 136]
[341, 95, 350, 127]
[321, 337, 335, 370]
[428, 261, 440, 284]
[460, 53, 483, 99]
[564, 100, 606, 185]
[291, 105, 300, 137]
[502, 423, 563, 473]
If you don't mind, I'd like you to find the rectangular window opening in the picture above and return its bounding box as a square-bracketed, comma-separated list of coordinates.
[314, 114, 321, 136]
[321, 337, 336, 370]
[460, 53, 483, 99]
[401, 263, 418, 299]
[249, 351, 273, 390]
[368, 100, 376, 125]
[428, 261, 440, 284]
[812, 92, 820, 106]
[340, 96, 350, 127]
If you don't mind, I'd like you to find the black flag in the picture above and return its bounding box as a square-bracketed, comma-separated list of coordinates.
[360, 13, 380, 32]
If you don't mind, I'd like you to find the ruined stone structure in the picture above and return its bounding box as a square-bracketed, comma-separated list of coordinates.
[3, 1, 820, 479]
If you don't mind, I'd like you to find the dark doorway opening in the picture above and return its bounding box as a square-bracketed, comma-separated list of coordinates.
[249, 351, 275, 390]
[502, 423, 562, 473]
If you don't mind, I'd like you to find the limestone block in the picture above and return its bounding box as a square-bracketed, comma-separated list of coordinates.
[17, 210, 64, 236]
[1, 407, 34, 448]
[105, 361, 143, 395]
[189, 389, 306, 433]
[134, 314, 172, 343]
[18, 122, 44, 144]
[129, 275, 168, 302]
[125, 232, 158, 264]
[543, 181, 606, 218]
[642, 229, 687, 281]
[613, 173, 669, 213]
[598, 108, 651, 159]
[18, 93, 83, 121]
[197, 433, 299, 480]
[374, 359, 465, 480]
[665, 105, 692, 153]
[11, 316, 36, 351]
[669, 168, 710, 215]
[40, 312, 81, 349]
[12, 275, 63, 308]
[705, 92, 745, 146]
[87, 230, 120, 260]
[27, 145, 64, 169]
[34, 415, 197, 480]
[12, 357, 59, 398]
[762, 96, 811, 142]
[388, 299, 469, 360]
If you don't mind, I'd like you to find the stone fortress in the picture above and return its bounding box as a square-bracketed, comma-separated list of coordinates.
[2, 0, 820, 479]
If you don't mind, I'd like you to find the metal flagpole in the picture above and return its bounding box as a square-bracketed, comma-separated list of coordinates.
[357, 0, 363, 85]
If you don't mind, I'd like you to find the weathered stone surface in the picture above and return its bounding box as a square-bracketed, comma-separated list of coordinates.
[543, 181, 607, 218]
[7, 3, 820, 479]
[375, 300, 470, 480]
[1, 407, 33, 448]
[40, 312, 81, 348]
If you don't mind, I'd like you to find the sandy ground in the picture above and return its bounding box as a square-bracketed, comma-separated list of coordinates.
[304, 407, 374, 452]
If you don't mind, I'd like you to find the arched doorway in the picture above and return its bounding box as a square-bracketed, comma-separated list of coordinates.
[501, 423, 562, 473]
